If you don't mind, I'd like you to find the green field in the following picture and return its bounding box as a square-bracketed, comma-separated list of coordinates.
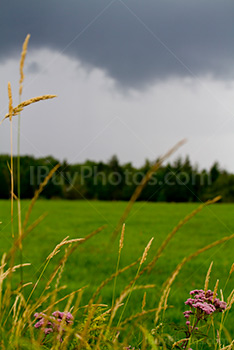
[0, 199, 233, 329]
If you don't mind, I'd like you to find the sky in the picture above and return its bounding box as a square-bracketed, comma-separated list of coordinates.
[1, 0, 234, 171]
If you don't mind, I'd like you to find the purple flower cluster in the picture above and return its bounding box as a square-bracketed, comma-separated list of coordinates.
[52, 311, 73, 326]
[34, 311, 74, 336]
[184, 289, 226, 326]
[180, 289, 226, 350]
[34, 313, 54, 335]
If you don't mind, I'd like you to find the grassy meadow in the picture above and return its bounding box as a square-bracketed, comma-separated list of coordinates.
[1, 200, 233, 332]
[1, 35, 234, 349]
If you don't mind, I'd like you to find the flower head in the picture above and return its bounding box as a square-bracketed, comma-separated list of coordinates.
[34, 310, 73, 338]
[183, 288, 226, 329]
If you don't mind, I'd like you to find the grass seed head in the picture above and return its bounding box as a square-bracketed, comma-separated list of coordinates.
[47, 236, 84, 260]
[204, 261, 213, 293]
[229, 263, 234, 275]
[8, 82, 13, 121]
[119, 223, 125, 253]
[19, 34, 30, 96]
[140, 237, 154, 265]
[212, 279, 219, 302]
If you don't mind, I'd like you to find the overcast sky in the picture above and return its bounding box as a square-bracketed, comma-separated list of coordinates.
[1, 0, 234, 170]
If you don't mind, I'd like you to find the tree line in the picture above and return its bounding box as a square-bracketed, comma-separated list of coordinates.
[0, 154, 233, 202]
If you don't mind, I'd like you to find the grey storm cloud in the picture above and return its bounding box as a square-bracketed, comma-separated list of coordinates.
[1, 0, 234, 88]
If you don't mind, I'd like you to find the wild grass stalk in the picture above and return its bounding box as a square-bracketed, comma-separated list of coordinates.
[116, 237, 154, 327]
[218, 284, 234, 349]
[223, 263, 234, 293]
[18, 33, 30, 287]
[111, 139, 186, 242]
[204, 261, 213, 293]
[8, 82, 14, 240]
[212, 279, 219, 302]
[1, 95, 57, 123]
[0, 36, 58, 325]
[26, 236, 83, 305]
[112, 223, 125, 309]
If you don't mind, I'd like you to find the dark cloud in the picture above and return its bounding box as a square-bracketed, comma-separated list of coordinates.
[1, 0, 234, 88]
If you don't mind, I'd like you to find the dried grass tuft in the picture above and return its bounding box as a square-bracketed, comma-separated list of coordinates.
[212, 279, 219, 302]
[8, 82, 13, 120]
[19, 34, 30, 96]
[2, 95, 57, 123]
[204, 261, 213, 293]
[47, 236, 84, 261]
[229, 263, 234, 275]
[140, 237, 154, 265]
[0, 263, 30, 282]
[226, 289, 234, 311]
[119, 223, 125, 254]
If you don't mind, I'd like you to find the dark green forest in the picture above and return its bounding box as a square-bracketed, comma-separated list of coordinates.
[0, 154, 233, 202]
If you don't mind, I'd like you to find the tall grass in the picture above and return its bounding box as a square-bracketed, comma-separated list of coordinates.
[0, 35, 233, 349]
